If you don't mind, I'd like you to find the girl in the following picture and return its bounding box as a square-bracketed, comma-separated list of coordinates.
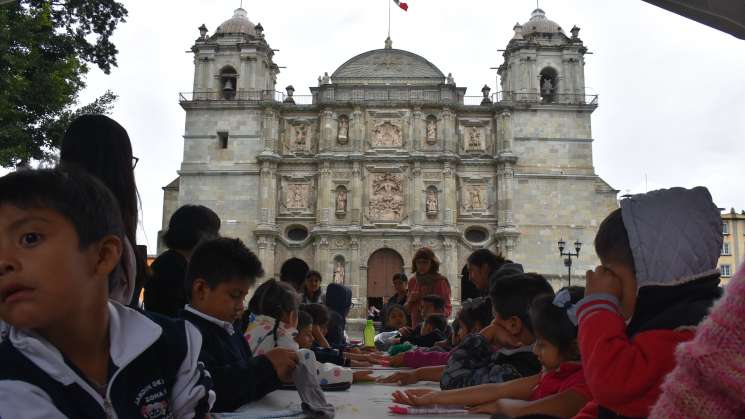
[405, 247, 451, 326]
[245, 279, 372, 384]
[301, 270, 324, 304]
[392, 288, 590, 418]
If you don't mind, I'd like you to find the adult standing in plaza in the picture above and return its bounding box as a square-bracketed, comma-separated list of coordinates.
[405, 247, 451, 326]
[466, 249, 522, 295]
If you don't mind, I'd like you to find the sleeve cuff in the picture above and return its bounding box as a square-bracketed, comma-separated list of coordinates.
[574, 293, 621, 325]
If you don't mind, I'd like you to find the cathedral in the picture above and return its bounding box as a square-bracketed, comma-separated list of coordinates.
[162, 7, 618, 317]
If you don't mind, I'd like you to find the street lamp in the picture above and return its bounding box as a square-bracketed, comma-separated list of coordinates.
[557, 238, 582, 286]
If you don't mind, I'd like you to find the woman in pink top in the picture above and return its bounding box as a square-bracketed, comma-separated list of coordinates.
[405, 247, 451, 326]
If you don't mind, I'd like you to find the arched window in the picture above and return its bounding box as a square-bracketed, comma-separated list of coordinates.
[539, 67, 558, 103]
[220, 66, 238, 99]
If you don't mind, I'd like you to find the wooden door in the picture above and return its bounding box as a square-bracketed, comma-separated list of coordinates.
[367, 248, 404, 299]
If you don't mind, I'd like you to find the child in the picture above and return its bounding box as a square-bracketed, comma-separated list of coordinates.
[400, 314, 448, 348]
[301, 270, 324, 304]
[392, 287, 590, 418]
[180, 238, 297, 413]
[378, 272, 551, 387]
[406, 247, 451, 326]
[245, 279, 372, 384]
[399, 294, 446, 337]
[0, 168, 213, 418]
[650, 264, 745, 418]
[575, 187, 723, 418]
[384, 303, 408, 332]
[302, 302, 331, 348]
[294, 310, 316, 349]
[324, 282, 352, 347]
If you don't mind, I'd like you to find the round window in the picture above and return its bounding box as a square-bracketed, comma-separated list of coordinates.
[464, 227, 488, 244]
[286, 226, 309, 241]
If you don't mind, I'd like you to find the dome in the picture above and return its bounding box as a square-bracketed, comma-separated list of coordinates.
[331, 47, 445, 85]
[521, 8, 564, 36]
[215, 8, 256, 36]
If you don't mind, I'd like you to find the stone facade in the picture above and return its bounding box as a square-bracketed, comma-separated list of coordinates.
[163, 8, 618, 317]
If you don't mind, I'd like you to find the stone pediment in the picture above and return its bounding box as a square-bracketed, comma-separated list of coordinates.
[331, 49, 445, 85]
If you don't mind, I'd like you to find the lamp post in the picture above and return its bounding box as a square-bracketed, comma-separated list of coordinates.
[557, 238, 582, 287]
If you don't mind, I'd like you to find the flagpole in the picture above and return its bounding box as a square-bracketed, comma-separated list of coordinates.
[388, 0, 391, 39]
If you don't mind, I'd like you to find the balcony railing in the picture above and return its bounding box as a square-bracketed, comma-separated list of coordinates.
[179, 90, 597, 106]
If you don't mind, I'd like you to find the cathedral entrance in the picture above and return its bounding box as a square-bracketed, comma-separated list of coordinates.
[366, 248, 404, 318]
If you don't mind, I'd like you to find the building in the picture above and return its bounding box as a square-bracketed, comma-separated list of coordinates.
[162, 7, 618, 317]
[719, 208, 745, 285]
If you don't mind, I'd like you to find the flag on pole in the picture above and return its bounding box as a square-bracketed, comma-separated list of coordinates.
[393, 0, 408, 11]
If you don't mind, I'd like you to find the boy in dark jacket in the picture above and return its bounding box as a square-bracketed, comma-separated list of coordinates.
[180, 238, 298, 412]
[400, 314, 448, 348]
[574, 187, 723, 418]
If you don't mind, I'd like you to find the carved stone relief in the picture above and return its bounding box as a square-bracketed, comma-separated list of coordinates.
[461, 184, 489, 212]
[286, 121, 315, 154]
[285, 183, 310, 209]
[466, 126, 484, 151]
[372, 122, 402, 147]
[368, 172, 404, 221]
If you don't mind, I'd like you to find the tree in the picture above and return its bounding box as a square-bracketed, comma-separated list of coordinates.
[0, 0, 128, 168]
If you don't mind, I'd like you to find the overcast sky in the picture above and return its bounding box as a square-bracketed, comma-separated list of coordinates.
[74, 0, 745, 254]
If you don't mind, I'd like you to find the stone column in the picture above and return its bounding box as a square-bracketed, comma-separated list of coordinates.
[319, 109, 334, 152]
[349, 237, 362, 316]
[412, 162, 423, 225]
[207, 58, 216, 91]
[239, 54, 252, 92]
[442, 162, 457, 225]
[256, 236, 277, 280]
[496, 110, 513, 155]
[314, 236, 330, 282]
[350, 107, 364, 152]
[351, 162, 362, 224]
[442, 107, 455, 153]
[443, 238, 459, 312]
[411, 108, 422, 152]
[259, 162, 277, 225]
[317, 162, 332, 226]
[262, 107, 279, 152]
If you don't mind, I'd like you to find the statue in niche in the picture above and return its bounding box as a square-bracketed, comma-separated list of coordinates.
[369, 173, 404, 220]
[468, 187, 483, 210]
[467, 127, 482, 150]
[337, 116, 349, 144]
[372, 122, 402, 147]
[294, 125, 307, 149]
[336, 188, 347, 213]
[333, 261, 345, 284]
[541, 78, 554, 95]
[426, 189, 438, 214]
[426, 117, 437, 144]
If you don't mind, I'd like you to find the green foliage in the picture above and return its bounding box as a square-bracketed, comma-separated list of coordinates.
[0, 0, 127, 167]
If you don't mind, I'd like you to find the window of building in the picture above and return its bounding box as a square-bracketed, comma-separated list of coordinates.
[286, 225, 309, 242]
[464, 227, 488, 244]
[217, 131, 229, 149]
[721, 264, 732, 277]
[722, 242, 731, 255]
[723, 221, 729, 235]
[219, 66, 237, 100]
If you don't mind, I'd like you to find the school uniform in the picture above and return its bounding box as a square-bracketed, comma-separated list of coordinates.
[0, 301, 214, 419]
[179, 306, 281, 412]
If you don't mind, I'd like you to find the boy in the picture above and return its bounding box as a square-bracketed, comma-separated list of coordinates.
[0, 168, 213, 418]
[179, 237, 298, 412]
[379, 272, 551, 387]
[295, 310, 315, 349]
[399, 294, 445, 337]
[574, 187, 723, 418]
[302, 302, 331, 348]
[400, 314, 448, 348]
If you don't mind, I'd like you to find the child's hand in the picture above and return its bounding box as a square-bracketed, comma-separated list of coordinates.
[352, 370, 375, 382]
[376, 370, 418, 385]
[388, 353, 405, 367]
[391, 388, 435, 406]
[264, 348, 298, 383]
[467, 401, 501, 414]
[350, 359, 372, 367]
[586, 265, 623, 299]
[398, 327, 413, 336]
[481, 321, 522, 348]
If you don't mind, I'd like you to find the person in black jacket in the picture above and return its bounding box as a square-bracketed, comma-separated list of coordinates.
[145, 205, 220, 317]
[180, 237, 298, 412]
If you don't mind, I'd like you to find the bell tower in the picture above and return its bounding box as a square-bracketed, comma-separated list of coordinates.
[498, 8, 588, 103]
[191, 8, 279, 99]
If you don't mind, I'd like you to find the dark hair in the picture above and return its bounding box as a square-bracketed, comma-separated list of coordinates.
[530, 286, 584, 361]
[163, 205, 221, 250]
[297, 309, 313, 331]
[324, 283, 352, 316]
[306, 270, 322, 281]
[302, 303, 329, 326]
[0, 168, 124, 249]
[595, 208, 635, 270]
[60, 115, 138, 252]
[411, 247, 440, 274]
[422, 294, 446, 312]
[248, 279, 300, 347]
[280, 258, 310, 291]
[185, 237, 264, 299]
[467, 249, 506, 272]
[489, 272, 554, 333]
[392, 272, 408, 283]
[385, 304, 407, 324]
[457, 296, 494, 332]
[424, 314, 448, 334]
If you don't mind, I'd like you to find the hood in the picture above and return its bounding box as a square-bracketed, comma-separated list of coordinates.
[621, 186, 722, 290]
[325, 283, 352, 315]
